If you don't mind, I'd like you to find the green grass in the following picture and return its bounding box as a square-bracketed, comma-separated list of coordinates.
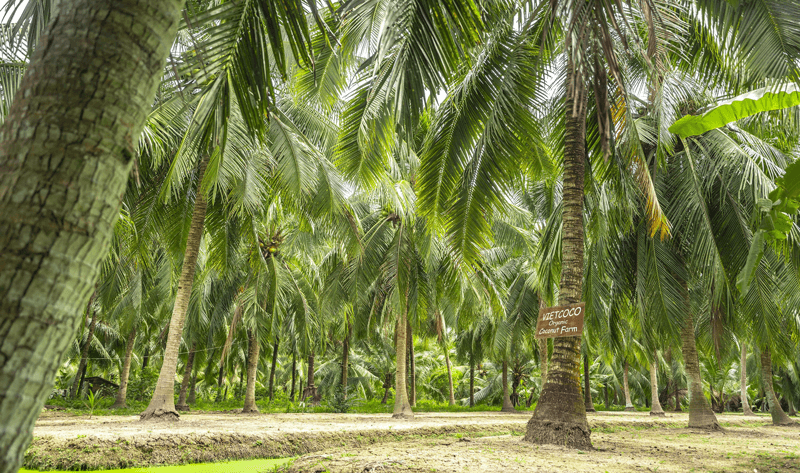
[44, 397, 535, 417]
[21, 458, 292, 473]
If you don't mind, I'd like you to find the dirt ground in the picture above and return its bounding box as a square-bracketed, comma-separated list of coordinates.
[28, 410, 800, 472]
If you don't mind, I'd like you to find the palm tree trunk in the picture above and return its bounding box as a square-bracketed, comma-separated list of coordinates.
[381, 373, 392, 404]
[303, 353, 318, 405]
[71, 300, 99, 399]
[538, 337, 548, 385]
[242, 329, 260, 413]
[680, 309, 719, 429]
[407, 320, 416, 407]
[760, 347, 794, 425]
[393, 309, 413, 418]
[341, 333, 349, 400]
[649, 351, 665, 416]
[141, 156, 209, 421]
[740, 343, 756, 416]
[623, 360, 635, 411]
[216, 363, 225, 402]
[142, 348, 150, 371]
[77, 364, 89, 398]
[501, 360, 515, 412]
[469, 351, 475, 407]
[188, 375, 197, 405]
[0, 0, 183, 466]
[524, 57, 590, 449]
[112, 329, 137, 409]
[176, 344, 196, 411]
[444, 343, 455, 406]
[584, 353, 595, 412]
[268, 337, 279, 401]
[290, 352, 297, 402]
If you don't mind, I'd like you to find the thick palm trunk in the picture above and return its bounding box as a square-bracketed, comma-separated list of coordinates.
[469, 352, 475, 407]
[407, 320, 416, 407]
[341, 333, 349, 400]
[112, 329, 137, 409]
[444, 343, 455, 406]
[242, 329, 260, 413]
[70, 303, 99, 399]
[680, 309, 719, 429]
[538, 337, 548, 385]
[393, 310, 413, 418]
[584, 353, 595, 412]
[176, 344, 196, 411]
[623, 361, 635, 411]
[0, 1, 182, 468]
[268, 337, 279, 401]
[649, 351, 665, 416]
[141, 157, 209, 421]
[524, 58, 590, 449]
[760, 347, 794, 425]
[740, 344, 755, 416]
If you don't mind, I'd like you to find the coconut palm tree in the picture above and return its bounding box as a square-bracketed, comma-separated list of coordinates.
[0, 1, 184, 465]
[0, 0, 320, 463]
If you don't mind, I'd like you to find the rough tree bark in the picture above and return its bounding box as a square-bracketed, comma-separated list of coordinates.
[524, 57, 590, 449]
[176, 344, 196, 411]
[242, 329, 260, 413]
[501, 360, 515, 412]
[70, 299, 99, 399]
[584, 353, 595, 412]
[393, 309, 413, 419]
[444, 343, 455, 406]
[623, 360, 635, 411]
[740, 343, 755, 416]
[112, 328, 137, 409]
[0, 1, 183, 468]
[268, 337, 279, 401]
[680, 309, 719, 429]
[649, 351, 665, 416]
[760, 347, 794, 425]
[538, 337, 548, 385]
[141, 156, 209, 421]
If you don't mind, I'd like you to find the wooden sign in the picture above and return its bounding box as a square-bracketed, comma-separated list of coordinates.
[535, 302, 585, 339]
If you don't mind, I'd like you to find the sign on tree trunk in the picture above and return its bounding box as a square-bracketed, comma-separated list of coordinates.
[535, 302, 585, 339]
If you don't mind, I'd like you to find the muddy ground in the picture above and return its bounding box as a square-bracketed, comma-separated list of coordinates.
[27, 410, 800, 472]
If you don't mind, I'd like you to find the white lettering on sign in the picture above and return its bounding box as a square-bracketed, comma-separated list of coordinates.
[535, 302, 585, 339]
